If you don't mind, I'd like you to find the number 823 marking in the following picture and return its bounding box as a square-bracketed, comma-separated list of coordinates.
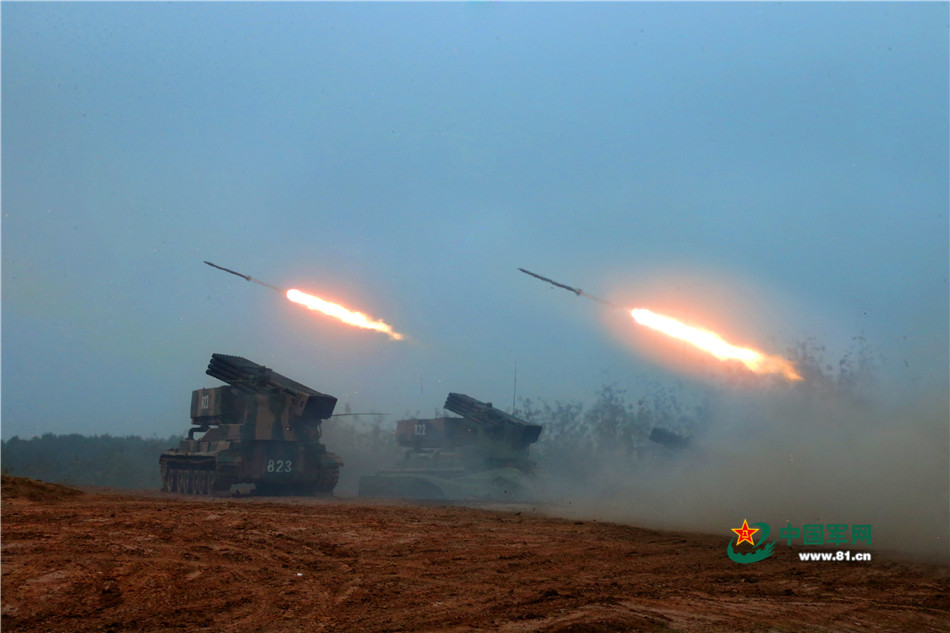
[266, 459, 293, 473]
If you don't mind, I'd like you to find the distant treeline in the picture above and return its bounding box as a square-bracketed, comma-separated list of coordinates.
[1, 433, 183, 490]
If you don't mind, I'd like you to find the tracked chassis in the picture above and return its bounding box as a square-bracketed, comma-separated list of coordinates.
[160, 354, 343, 496]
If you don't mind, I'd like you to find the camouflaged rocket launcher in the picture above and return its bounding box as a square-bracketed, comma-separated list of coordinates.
[357, 393, 543, 501]
[160, 354, 343, 495]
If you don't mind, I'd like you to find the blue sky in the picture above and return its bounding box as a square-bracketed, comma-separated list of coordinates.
[2, 2, 947, 439]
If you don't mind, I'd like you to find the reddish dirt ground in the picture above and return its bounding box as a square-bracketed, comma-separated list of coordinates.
[2, 476, 948, 633]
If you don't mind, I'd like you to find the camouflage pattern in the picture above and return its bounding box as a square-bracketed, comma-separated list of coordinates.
[190, 387, 324, 443]
[358, 393, 542, 501]
[160, 354, 343, 496]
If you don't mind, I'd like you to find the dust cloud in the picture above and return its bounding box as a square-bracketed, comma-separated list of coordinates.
[531, 354, 949, 562]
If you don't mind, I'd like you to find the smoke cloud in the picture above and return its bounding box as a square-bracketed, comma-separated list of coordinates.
[530, 345, 949, 562]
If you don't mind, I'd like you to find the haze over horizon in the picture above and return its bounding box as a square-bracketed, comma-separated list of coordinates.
[3, 2, 946, 443]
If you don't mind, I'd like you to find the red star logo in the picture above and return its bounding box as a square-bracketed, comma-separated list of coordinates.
[732, 519, 759, 546]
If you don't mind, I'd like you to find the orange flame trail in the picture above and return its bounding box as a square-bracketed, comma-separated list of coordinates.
[631, 308, 801, 380]
[286, 288, 404, 341]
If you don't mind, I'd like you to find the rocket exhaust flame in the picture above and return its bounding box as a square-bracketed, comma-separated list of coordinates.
[631, 308, 801, 380]
[519, 267, 801, 381]
[286, 289, 404, 341]
[205, 261, 404, 341]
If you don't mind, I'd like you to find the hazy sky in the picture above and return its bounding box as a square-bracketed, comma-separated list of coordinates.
[3, 2, 947, 439]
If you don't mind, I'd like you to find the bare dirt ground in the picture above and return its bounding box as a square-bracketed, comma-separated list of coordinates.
[2, 476, 948, 633]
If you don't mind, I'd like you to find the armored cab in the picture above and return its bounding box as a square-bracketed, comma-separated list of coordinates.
[160, 354, 343, 495]
[358, 392, 542, 501]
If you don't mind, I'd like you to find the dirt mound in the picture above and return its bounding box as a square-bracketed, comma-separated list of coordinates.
[1, 475, 83, 502]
